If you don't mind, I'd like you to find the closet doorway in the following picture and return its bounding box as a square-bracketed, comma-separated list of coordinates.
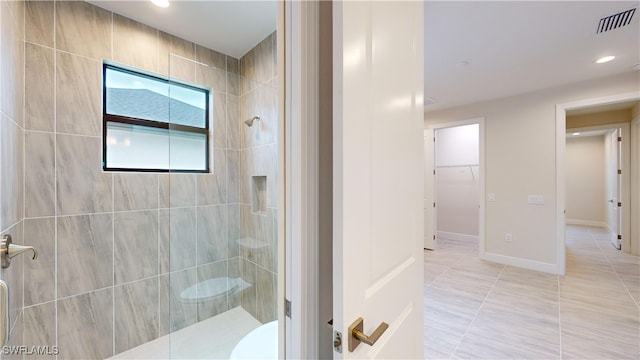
[425, 120, 483, 251]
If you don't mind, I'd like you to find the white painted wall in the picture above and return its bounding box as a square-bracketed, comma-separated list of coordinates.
[435, 124, 479, 237]
[565, 135, 606, 226]
[424, 72, 639, 270]
[631, 103, 640, 255]
[436, 124, 479, 166]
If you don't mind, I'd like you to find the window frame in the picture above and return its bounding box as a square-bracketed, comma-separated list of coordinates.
[102, 63, 211, 173]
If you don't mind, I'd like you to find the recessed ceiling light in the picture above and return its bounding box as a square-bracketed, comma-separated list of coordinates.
[596, 55, 615, 64]
[151, 0, 169, 8]
[572, 132, 581, 136]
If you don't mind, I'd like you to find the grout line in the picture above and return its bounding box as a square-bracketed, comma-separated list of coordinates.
[111, 171, 116, 356]
[592, 229, 640, 310]
[157, 174, 161, 337]
[557, 274, 562, 358]
[448, 265, 507, 359]
[53, 1, 59, 356]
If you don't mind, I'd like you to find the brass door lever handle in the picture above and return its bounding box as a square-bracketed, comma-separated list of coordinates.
[348, 317, 389, 352]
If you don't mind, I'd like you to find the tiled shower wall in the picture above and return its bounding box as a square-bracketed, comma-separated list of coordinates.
[237, 32, 278, 324]
[9, 0, 275, 358]
[0, 0, 27, 358]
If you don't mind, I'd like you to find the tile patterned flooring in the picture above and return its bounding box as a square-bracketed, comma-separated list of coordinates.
[424, 225, 640, 359]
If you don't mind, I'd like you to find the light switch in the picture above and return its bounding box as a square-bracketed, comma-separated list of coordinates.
[528, 195, 544, 205]
[488, 193, 496, 202]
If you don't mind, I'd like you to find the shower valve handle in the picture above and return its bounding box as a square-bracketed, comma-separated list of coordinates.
[1, 235, 38, 269]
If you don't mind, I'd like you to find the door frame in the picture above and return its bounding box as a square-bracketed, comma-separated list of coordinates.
[424, 118, 485, 255]
[564, 123, 630, 245]
[281, 1, 326, 358]
[555, 91, 640, 274]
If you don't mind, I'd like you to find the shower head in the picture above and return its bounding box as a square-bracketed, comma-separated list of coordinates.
[244, 116, 261, 127]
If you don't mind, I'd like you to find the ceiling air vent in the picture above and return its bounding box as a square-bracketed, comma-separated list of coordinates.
[597, 7, 636, 34]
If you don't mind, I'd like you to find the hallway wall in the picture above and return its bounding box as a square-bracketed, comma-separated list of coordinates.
[425, 72, 640, 272]
[632, 103, 640, 255]
[565, 135, 606, 225]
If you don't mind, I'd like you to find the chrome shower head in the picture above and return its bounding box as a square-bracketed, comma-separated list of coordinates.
[245, 116, 261, 127]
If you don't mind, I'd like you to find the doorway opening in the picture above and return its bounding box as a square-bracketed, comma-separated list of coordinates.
[565, 123, 631, 250]
[425, 118, 484, 253]
[556, 93, 640, 273]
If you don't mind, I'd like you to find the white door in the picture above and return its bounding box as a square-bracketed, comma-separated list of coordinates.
[333, 1, 424, 359]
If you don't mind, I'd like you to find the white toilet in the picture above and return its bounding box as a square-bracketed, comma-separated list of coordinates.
[230, 321, 278, 359]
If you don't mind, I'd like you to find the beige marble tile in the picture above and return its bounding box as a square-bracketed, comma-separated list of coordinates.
[23, 302, 56, 360]
[429, 268, 498, 299]
[560, 298, 639, 345]
[57, 213, 113, 297]
[560, 275, 638, 311]
[159, 31, 194, 77]
[424, 224, 640, 360]
[423, 262, 448, 286]
[0, 115, 24, 230]
[114, 173, 159, 211]
[226, 55, 239, 75]
[453, 331, 560, 360]
[212, 91, 228, 149]
[25, 43, 55, 131]
[24, 218, 55, 306]
[56, 134, 112, 215]
[25, 131, 55, 217]
[55, 0, 111, 60]
[26, 0, 54, 47]
[227, 95, 242, 150]
[113, 14, 158, 73]
[114, 278, 160, 354]
[561, 326, 639, 359]
[424, 285, 485, 319]
[195, 44, 226, 70]
[58, 288, 113, 360]
[1, 5, 25, 127]
[56, 51, 102, 136]
[197, 63, 226, 94]
[114, 210, 159, 285]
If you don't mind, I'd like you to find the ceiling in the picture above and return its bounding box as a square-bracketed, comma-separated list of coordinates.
[424, 1, 639, 112]
[87, 0, 277, 59]
[89, 1, 639, 111]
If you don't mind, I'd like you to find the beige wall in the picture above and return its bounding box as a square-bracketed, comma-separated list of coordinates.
[425, 72, 639, 268]
[567, 109, 632, 129]
[565, 136, 606, 224]
[632, 103, 640, 255]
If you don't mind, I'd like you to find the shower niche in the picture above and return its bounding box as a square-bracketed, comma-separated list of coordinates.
[251, 176, 268, 215]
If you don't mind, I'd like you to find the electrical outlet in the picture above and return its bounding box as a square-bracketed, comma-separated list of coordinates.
[505, 233, 513, 242]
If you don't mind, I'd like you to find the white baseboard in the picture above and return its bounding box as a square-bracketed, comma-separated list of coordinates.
[566, 219, 608, 229]
[436, 231, 478, 243]
[480, 251, 560, 275]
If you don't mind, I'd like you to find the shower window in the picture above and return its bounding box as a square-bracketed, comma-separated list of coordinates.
[102, 63, 210, 172]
